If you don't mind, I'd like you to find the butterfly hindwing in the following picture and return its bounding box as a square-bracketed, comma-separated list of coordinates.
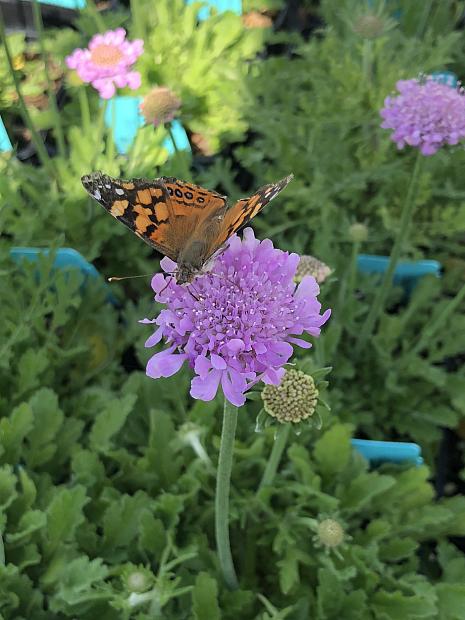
[207, 174, 294, 258]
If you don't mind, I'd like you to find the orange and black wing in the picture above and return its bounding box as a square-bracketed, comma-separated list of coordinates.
[81, 172, 227, 262]
[205, 174, 294, 259]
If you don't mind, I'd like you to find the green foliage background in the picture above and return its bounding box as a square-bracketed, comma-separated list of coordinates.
[1, 0, 465, 617]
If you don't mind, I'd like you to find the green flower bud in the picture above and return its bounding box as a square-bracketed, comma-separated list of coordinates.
[348, 222, 368, 243]
[317, 518, 345, 548]
[262, 370, 318, 424]
[353, 14, 386, 39]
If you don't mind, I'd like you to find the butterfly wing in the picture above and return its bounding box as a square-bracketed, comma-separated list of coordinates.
[203, 174, 294, 260]
[81, 172, 227, 263]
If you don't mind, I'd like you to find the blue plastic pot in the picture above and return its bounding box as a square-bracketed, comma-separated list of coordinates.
[357, 254, 441, 293]
[431, 71, 458, 88]
[351, 438, 423, 466]
[185, 0, 242, 20]
[0, 116, 12, 152]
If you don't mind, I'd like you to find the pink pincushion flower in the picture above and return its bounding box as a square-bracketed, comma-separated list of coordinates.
[66, 28, 143, 99]
[380, 76, 465, 156]
[141, 228, 331, 407]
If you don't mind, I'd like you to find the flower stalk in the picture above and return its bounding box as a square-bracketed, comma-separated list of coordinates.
[215, 398, 239, 590]
[357, 151, 423, 351]
[258, 424, 291, 491]
[31, 0, 66, 158]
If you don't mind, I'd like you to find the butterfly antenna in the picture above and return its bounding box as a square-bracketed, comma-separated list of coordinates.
[108, 273, 153, 282]
[159, 275, 174, 296]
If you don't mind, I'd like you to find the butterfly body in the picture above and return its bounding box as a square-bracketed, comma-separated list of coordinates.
[81, 171, 293, 284]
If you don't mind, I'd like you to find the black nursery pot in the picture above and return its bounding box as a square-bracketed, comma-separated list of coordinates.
[1, 0, 83, 36]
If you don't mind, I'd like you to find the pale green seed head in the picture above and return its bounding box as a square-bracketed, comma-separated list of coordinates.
[262, 370, 318, 423]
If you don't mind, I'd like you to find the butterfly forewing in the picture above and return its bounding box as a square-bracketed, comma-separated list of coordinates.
[82, 172, 182, 261]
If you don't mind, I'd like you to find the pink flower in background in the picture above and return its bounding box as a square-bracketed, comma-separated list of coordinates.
[141, 228, 331, 407]
[66, 28, 143, 99]
[380, 77, 465, 156]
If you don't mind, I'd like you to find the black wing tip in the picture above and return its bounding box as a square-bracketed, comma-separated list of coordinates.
[81, 170, 106, 189]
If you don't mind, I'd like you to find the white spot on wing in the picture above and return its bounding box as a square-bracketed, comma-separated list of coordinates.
[93, 189, 101, 200]
[115, 188, 124, 195]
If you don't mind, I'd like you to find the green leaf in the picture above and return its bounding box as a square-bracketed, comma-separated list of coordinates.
[102, 491, 150, 556]
[278, 548, 300, 595]
[0, 465, 17, 510]
[26, 388, 64, 467]
[45, 486, 89, 553]
[50, 555, 109, 610]
[6, 509, 47, 544]
[138, 512, 166, 557]
[192, 572, 221, 620]
[436, 583, 465, 619]
[314, 424, 353, 476]
[340, 472, 395, 511]
[372, 589, 437, 619]
[16, 349, 49, 396]
[317, 567, 343, 618]
[0, 402, 34, 464]
[89, 394, 137, 453]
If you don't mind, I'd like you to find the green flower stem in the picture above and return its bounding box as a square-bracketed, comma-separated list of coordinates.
[258, 424, 291, 491]
[131, 0, 146, 39]
[78, 87, 91, 135]
[409, 281, 465, 359]
[357, 152, 423, 352]
[0, 13, 56, 180]
[86, 1, 106, 31]
[215, 398, 239, 591]
[167, 122, 190, 179]
[31, 0, 66, 158]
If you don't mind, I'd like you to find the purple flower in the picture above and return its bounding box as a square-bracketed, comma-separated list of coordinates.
[66, 28, 143, 99]
[141, 228, 331, 407]
[380, 77, 465, 156]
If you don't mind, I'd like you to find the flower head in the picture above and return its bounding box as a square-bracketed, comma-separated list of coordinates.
[140, 86, 181, 126]
[142, 228, 330, 407]
[380, 76, 465, 156]
[262, 369, 319, 423]
[294, 255, 332, 284]
[352, 14, 387, 39]
[66, 28, 143, 99]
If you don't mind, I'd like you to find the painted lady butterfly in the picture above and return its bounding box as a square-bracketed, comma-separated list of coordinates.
[81, 172, 293, 284]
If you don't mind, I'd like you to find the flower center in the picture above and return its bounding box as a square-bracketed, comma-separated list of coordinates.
[90, 44, 123, 67]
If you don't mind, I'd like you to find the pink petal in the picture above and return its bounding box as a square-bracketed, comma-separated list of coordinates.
[296, 275, 319, 299]
[161, 256, 178, 273]
[151, 273, 167, 293]
[146, 350, 186, 378]
[126, 71, 141, 90]
[288, 336, 312, 349]
[194, 355, 211, 378]
[93, 78, 115, 99]
[221, 371, 246, 407]
[211, 354, 227, 370]
[226, 339, 245, 354]
[262, 367, 285, 385]
[145, 327, 163, 348]
[190, 369, 222, 401]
